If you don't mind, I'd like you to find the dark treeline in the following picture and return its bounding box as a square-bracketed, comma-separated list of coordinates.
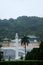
[0, 16, 43, 39]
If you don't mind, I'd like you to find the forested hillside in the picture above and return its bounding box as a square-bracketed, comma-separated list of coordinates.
[0, 16, 43, 39]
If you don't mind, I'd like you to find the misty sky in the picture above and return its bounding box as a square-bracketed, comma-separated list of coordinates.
[0, 0, 43, 19]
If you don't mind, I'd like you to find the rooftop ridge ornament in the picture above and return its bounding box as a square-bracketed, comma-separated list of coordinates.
[15, 33, 18, 39]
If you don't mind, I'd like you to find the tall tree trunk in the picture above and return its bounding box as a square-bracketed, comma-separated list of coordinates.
[25, 43, 26, 60]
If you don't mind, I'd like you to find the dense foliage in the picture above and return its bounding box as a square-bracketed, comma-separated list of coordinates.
[0, 16, 43, 39]
[0, 45, 3, 61]
[0, 60, 43, 65]
[25, 41, 43, 60]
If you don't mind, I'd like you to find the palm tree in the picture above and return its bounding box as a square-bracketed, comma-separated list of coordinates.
[21, 35, 30, 59]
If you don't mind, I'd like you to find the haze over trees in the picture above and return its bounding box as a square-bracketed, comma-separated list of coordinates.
[0, 16, 43, 39]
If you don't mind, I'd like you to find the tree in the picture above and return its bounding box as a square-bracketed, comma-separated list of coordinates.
[0, 16, 43, 39]
[25, 48, 39, 60]
[21, 35, 30, 59]
[25, 41, 43, 60]
[39, 40, 43, 49]
[0, 45, 3, 61]
[20, 55, 23, 60]
[38, 40, 43, 60]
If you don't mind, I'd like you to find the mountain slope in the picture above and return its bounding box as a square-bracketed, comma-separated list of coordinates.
[0, 16, 43, 39]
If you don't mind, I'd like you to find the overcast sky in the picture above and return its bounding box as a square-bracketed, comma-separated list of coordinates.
[0, 0, 43, 19]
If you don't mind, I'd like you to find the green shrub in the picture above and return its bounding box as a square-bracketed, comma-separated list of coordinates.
[0, 60, 43, 65]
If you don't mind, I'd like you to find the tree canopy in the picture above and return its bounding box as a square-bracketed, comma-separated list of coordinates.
[25, 41, 43, 60]
[0, 16, 43, 39]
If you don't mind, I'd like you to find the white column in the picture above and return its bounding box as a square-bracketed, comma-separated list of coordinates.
[15, 33, 19, 59]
